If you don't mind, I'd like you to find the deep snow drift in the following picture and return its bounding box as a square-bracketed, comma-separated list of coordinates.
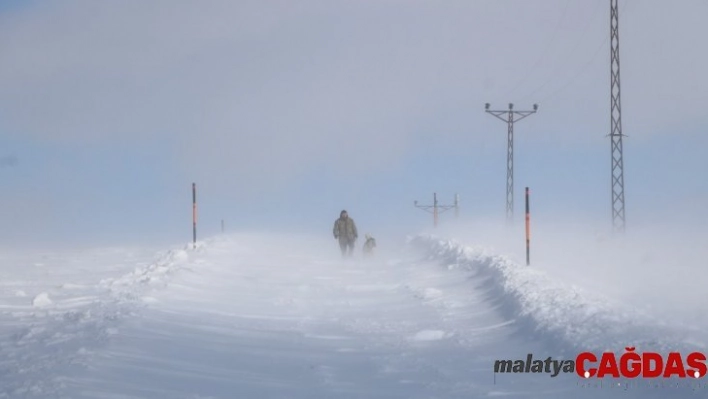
[0, 232, 706, 398]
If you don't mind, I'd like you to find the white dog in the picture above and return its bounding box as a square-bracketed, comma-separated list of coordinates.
[362, 234, 376, 257]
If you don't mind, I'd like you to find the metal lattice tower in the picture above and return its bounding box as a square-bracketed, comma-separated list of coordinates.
[485, 103, 538, 222]
[610, 0, 626, 233]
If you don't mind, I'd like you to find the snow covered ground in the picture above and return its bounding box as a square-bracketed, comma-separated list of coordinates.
[1, 232, 706, 398]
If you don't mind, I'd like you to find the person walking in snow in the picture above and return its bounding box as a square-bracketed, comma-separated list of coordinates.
[333, 210, 358, 257]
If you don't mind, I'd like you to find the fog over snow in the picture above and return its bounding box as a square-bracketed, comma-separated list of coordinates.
[0, 0, 706, 246]
[1, 0, 707, 398]
[2, 232, 706, 398]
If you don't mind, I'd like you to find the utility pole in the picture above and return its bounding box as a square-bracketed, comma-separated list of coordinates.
[454, 193, 460, 218]
[609, 0, 626, 233]
[192, 183, 197, 249]
[414, 193, 458, 227]
[485, 103, 538, 222]
[525, 187, 531, 266]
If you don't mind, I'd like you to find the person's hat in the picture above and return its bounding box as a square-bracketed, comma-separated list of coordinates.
[341, 210, 347, 215]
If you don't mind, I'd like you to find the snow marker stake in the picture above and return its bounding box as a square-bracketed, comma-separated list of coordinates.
[525, 187, 530, 266]
[192, 183, 197, 249]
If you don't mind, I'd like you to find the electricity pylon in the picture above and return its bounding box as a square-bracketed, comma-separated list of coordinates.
[609, 0, 627, 233]
[485, 103, 538, 222]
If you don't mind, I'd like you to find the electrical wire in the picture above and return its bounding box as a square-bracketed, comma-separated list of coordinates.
[515, 0, 604, 103]
[538, 36, 609, 104]
[501, 0, 572, 100]
[530, 0, 632, 104]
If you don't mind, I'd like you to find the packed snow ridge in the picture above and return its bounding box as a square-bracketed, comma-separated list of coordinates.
[0, 244, 193, 398]
[1, 233, 703, 398]
[408, 234, 701, 354]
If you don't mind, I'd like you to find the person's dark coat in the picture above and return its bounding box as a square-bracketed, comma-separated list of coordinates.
[333, 214, 358, 241]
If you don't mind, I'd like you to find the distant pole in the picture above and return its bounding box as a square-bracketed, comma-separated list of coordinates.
[221, 219, 224, 233]
[525, 187, 530, 266]
[454, 193, 459, 218]
[414, 193, 457, 228]
[485, 103, 538, 223]
[192, 183, 197, 249]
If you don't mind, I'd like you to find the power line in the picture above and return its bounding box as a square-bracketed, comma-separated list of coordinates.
[538, 36, 609, 104]
[502, 0, 572, 99]
[519, 0, 632, 104]
[517, 1, 605, 103]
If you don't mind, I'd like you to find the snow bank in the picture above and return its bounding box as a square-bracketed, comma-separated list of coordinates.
[410, 329, 447, 341]
[31, 292, 53, 307]
[1, 241, 197, 398]
[409, 235, 701, 354]
[99, 247, 190, 300]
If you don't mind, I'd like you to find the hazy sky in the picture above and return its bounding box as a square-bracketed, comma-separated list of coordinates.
[0, 0, 706, 248]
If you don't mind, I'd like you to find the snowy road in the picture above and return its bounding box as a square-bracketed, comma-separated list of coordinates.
[1, 234, 705, 398]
